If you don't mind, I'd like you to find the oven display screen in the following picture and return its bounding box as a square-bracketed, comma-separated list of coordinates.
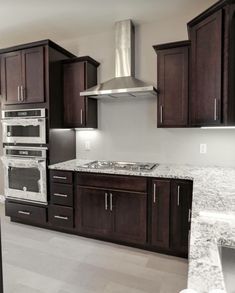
[5, 110, 41, 118]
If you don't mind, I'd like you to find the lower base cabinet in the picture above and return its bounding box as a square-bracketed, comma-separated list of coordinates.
[5, 170, 193, 259]
[48, 205, 74, 229]
[170, 180, 192, 254]
[76, 186, 147, 245]
[5, 201, 47, 225]
[150, 179, 193, 256]
[112, 190, 147, 244]
[76, 187, 112, 236]
[151, 179, 170, 248]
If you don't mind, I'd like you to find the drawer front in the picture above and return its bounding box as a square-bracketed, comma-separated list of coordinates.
[50, 183, 73, 207]
[5, 201, 47, 224]
[76, 173, 147, 192]
[50, 170, 73, 184]
[48, 205, 74, 228]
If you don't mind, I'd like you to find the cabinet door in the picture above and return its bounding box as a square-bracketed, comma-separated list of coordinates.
[22, 46, 45, 103]
[1, 51, 22, 105]
[76, 187, 112, 236]
[170, 180, 192, 255]
[63, 62, 86, 127]
[151, 179, 170, 248]
[112, 191, 147, 245]
[157, 46, 189, 127]
[190, 10, 223, 126]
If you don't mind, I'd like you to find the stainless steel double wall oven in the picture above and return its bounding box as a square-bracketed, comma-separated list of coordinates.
[1, 109, 48, 204]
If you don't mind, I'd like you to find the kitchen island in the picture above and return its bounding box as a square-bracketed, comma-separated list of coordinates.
[49, 159, 235, 293]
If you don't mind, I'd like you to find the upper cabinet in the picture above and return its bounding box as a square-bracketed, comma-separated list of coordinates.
[63, 57, 100, 128]
[188, 9, 223, 126]
[188, 1, 235, 126]
[153, 41, 190, 127]
[0, 40, 75, 128]
[1, 46, 45, 105]
[154, 1, 235, 128]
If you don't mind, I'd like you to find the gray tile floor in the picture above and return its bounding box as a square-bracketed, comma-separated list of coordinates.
[0, 204, 187, 293]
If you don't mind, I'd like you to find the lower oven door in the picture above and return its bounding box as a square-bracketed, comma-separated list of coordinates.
[2, 157, 47, 204]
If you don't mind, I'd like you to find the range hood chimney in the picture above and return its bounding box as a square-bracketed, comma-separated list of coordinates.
[80, 19, 157, 99]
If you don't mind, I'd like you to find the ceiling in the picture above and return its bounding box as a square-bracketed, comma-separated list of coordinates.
[0, 0, 217, 48]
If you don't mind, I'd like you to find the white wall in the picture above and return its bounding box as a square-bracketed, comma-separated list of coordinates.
[59, 5, 235, 168]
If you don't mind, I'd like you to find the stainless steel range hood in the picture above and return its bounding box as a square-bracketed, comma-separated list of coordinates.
[80, 20, 157, 99]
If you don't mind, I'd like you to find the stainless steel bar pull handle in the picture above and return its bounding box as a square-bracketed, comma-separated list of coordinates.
[18, 210, 31, 215]
[110, 193, 113, 211]
[17, 86, 20, 101]
[177, 185, 180, 206]
[53, 176, 67, 180]
[20, 86, 24, 101]
[188, 209, 192, 223]
[54, 193, 68, 198]
[80, 109, 83, 125]
[214, 98, 217, 121]
[54, 215, 69, 220]
[105, 193, 108, 210]
[160, 105, 163, 124]
[153, 183, 156, 204]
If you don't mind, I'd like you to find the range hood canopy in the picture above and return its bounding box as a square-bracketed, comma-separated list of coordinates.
[80, 19, 157, 99]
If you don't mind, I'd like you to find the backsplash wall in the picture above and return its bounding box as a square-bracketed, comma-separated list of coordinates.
[59, 0, 235, 167]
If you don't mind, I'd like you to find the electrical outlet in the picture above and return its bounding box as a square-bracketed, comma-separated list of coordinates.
[85, 140, 91, 151]
[200, 143, 207, 154]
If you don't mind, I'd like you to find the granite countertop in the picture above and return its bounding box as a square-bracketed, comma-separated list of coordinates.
[49, 159, 235, 293]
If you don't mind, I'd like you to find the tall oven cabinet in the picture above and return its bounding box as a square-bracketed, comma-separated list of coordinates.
[0, 40, 77, 225]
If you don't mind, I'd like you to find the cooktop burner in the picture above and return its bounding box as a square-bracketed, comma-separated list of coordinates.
[81, 161, 158, 172]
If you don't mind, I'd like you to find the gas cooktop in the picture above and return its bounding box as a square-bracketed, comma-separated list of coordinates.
[81, 160, 158, 172]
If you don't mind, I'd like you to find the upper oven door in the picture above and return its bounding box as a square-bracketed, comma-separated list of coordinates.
[2, 118, 46, 144]
[2, 156, 47, 204]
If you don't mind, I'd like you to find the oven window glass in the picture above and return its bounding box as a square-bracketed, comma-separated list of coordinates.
[8, 167, 41, 192]
[7, 125, 40, 137]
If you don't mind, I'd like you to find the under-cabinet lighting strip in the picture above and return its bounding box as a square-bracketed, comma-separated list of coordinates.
[201, 126, 235, 129]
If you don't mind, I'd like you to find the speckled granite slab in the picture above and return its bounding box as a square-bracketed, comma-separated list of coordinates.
[49, 159, 235, 293]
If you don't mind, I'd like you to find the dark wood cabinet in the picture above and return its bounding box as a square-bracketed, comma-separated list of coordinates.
[1, 51, 22, 105]
[0, 39, 76, 130]
[63, 57, 100, 128]
[150, 179, 170, 248]
[22, 46, 45, 104]
[76, 187, 112, 236]
[112, 190, 147, 244]
[76, 187, 147, 245]
[150, 178, 193, 256]
[188, 1, 235, 126]
[170, 180, 192, 255]
[6, 170, 193, 259]
[153, 41, 190, 127]
[76, 173, 147, 245]
[50, 183, 73, 207]
[1, 46, 45, 105]
[5, 201, 47, 224]
[49, 171, 75, 229]
[189, 10, 223, 126]
[48, 205, 74, 229]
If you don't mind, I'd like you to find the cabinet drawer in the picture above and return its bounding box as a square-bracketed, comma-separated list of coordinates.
[50, 170, 73, 184]
[48, 205, 74, 228]
[77, 173, 147, 192]
[50, 183, 73, 207]
[5, 201, 47, 224]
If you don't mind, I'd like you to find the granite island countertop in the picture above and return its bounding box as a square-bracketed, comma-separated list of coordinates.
[49, 159, 235, 293]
